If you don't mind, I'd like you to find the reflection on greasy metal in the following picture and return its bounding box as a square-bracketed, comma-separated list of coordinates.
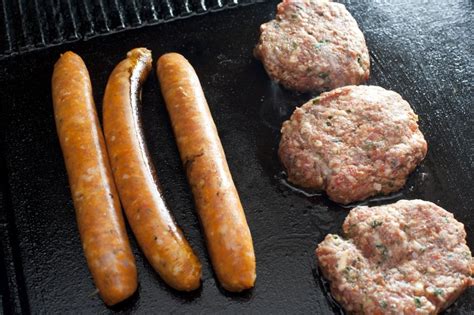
[0, 0, 259, 59]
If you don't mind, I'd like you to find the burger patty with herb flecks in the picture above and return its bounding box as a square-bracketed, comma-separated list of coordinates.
[278, 85, 427, 204]
[254, 0, 370, 92]
[316, 200, 474, 314]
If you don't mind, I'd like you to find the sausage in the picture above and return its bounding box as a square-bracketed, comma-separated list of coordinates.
[103, 48, 202, 291]
[51, 51, 137, 305]
[156, 53, 256, 292]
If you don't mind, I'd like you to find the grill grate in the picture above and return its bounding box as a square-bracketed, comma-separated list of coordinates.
[0, 0, 259, 59]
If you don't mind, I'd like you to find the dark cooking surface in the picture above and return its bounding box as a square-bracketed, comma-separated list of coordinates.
[1, 0, 473, 313]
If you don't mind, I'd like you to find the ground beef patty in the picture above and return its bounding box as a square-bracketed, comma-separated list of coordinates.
[279, 85, 427, 204]
[316, 200, 474, 314]
[254, 0, 370, 92]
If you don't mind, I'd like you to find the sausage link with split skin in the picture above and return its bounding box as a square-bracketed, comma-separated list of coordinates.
[103, 48, 202, 291]
[52, 51, 137, 306]
[157, 53, 256, 292]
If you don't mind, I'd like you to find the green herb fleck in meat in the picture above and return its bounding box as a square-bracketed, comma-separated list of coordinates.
[294, 4, 305, 11]
[370, 220, 383, 228]
[312, 98, 320, 105]
[414, 297, 422, 308]
[362, 141, 376, 151]
[375, 244, 389, 261]
[434, 288, 444, 297]
[319, 72, 329, 79]
[380, 301, 388, 309]
[291, 14, 298, 19]
[314, 39, 330, 49]
[326, 121, 332, 127]
[346, 109, 352, 113]
[343, 266, 358, 283]
[291, 41, 298, 49]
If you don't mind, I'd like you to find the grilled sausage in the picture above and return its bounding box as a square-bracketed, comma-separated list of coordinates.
[103, 48, 202, 291]
[157, 53, 256, 292]
[52, 51, 137, 306]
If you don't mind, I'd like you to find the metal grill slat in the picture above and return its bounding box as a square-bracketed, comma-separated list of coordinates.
[0, 0, 256, 59]
[0, 0, 14, 53]
[65, 0, 80, 40]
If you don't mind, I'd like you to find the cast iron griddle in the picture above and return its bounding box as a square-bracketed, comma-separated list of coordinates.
[1, 0, 473, 313]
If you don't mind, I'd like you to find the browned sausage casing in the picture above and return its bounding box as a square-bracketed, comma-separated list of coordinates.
[103, 48, 202, 291]
[52, 51, 137, 306]
[157, 53, 256, 292]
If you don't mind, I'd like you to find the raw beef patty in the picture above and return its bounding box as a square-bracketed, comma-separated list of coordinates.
[316, 200, 474, 314]
[254, 0, 370, 92]
[279, 85, 427, 204]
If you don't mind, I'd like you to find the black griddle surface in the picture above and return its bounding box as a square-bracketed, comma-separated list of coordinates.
[1, 0, 473, 313]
